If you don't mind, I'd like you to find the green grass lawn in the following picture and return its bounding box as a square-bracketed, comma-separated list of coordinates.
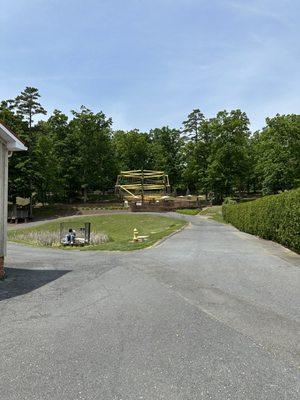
[8, 214, 186, 251]
[199, 206, 225, 223]
[176, 208, 201, 215]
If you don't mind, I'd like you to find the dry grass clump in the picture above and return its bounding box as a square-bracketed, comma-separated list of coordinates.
[9, 230, 109, 247]
[9, 230, 61, 247]
[90, 232, 109, 245]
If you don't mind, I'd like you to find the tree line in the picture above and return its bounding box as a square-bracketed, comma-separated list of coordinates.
[1, 87, 299, 204]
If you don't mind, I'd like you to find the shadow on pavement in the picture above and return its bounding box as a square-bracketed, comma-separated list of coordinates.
[0, 267, 71, 301]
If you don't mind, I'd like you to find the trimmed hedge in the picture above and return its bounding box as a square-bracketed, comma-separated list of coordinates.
[222, 188, 300, 252]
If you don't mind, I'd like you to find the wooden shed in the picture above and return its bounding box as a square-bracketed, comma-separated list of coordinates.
[0, 122, 27, 278]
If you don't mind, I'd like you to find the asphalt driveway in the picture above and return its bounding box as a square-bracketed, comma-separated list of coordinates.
[1, 214, 299, 400]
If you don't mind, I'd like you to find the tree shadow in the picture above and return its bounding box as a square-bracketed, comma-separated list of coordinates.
[0, 267, 71, 301]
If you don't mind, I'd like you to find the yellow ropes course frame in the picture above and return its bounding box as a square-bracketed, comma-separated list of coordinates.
[115, 170, 170, 199]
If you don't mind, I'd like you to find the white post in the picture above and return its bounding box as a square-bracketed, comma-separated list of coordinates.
[0, 140, 8, 277]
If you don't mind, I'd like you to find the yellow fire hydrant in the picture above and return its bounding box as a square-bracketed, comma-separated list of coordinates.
[133, 228, 138, 242]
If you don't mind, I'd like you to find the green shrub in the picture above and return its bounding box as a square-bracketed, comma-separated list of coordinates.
[222, 188, 300, 252]
[223, 197, 237, 205]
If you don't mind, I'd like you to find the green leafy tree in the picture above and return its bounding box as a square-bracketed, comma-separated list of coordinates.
[45, 110, 72, 201]
[183, 140, 211, 197]
[182, 116, 212, 197]
[0, 104, 30, 199]
[68, 106, 117, 199]
[113, 129, 152, 171]
[33, 121, 60, 204]
[150, 126, 184, 188]
[207, 110, 251, 202]
[2, 88, 299, 207]
[253, 114, 300, 194]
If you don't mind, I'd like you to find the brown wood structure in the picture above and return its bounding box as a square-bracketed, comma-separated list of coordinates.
[7, 197, 32, 223]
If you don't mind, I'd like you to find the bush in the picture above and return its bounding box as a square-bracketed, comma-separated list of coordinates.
[222, 188, 300, 252]
[223, 197, 237, 205]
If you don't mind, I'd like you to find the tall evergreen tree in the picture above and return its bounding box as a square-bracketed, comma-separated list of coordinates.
[182, 109, 205, 142]
[4, 88, 47, 205]
[7, 87, 47, 128]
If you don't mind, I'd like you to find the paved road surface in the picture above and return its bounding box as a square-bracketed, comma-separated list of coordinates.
[1, 214, 299, 399]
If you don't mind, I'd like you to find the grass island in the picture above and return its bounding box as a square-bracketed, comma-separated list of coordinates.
[8, 214, 186, 251]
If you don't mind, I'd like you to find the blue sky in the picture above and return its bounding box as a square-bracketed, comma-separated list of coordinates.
[1, 0, 299, 132]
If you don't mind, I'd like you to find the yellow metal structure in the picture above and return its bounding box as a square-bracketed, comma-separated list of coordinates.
[115, 170, 170, 200]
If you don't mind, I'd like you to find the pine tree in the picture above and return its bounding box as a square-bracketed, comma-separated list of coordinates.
[182, 109, 205, 142]
[4, 88, 47, 206]
[8, 87, 47, 128]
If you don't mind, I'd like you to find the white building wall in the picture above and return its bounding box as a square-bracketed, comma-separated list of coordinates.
[0, 139, 8, 257]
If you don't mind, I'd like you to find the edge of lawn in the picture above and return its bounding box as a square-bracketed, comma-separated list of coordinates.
[7, 213, 188, 252]
[146, 221, 191, 249]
